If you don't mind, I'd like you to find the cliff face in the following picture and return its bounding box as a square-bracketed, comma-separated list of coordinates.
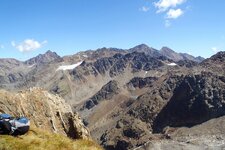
[0, 88, 89, 139]
[153, 73, 225, 132]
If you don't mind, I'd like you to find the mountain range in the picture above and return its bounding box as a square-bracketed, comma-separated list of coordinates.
[1, 44, 225, 149]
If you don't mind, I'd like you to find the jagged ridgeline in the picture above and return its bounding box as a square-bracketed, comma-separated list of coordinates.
[1, 44, 225, 149]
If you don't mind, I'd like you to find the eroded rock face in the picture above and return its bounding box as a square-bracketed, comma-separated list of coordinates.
[69, 52, 165, 80]
[153, 73, 225, 132]
[84, 80, 119, 109]
[177, 59, 198, 68]
[97, 72, 225, 149]
[0, 87, 90, 139]
[127, 77, 157, 89]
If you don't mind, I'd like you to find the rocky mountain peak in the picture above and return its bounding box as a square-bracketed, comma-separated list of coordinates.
[129, 44, 162, 58]
[200, 51, 225, 70]
[25, 50, 62, 65]
[160, 47, 204, 62]
[132, 44, 150, 50]
[160, 46, 176, 53]
[195, 56, 205, 62]
[45, 50, 57, 55]
[160, 47, 183, 62]
[208, 51, 225, 62]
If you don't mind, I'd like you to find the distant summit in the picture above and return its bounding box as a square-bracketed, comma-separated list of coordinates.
[160, 46, 204, 62]
[130, 44, 151, 51]
[195, 56, 205, 62]
[129, 44, 161, 57]
[206, 51, 225, 62]
[160, 47, 183, 61]
[25, 50, 62, 65]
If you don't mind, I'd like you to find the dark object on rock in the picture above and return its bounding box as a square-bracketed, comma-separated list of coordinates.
[0, 114, 30, 136]
[0, 120, 11, 134]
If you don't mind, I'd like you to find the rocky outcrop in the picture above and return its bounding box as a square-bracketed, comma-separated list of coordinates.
[204, 51, 225, 63]
[84, 80, 119, 109]
[153, 73, 225, 132]
[100, 116, 151, 150]
[127, 75, 182, 123]
[97, 71, 225, 149]
[0, 58, 26, 85]
[0, 58, 23, 70]
[130, 52, 164, 72]
[70, 51, 165, 80]
[93, 57, 114, 75]
[127, 77, 157, 89]
[0, 88, 90, 139]
[177, 59, 198, 68]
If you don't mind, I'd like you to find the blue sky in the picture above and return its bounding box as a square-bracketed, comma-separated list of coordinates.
[0, 0, 224, 60]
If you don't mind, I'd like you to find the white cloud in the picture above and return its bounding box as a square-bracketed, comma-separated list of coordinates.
[11, 41, 16, 47]
[211, 47, 220, 53]
[166, 8, 183, 19]
[12, 39, 47, 52]
[165, 20, 171, 27]
[42, 40, 48, 44]
[153, 0, 187, 27]
[140, 6, 150, 12]
[0, 44, 4, 49]
[154, 0, 186, 13]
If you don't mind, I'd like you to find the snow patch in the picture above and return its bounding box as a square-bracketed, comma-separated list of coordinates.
[56, 61, 83, 71]
[144, 71, 148, 77]
[167, 63, 177, 66]
[83, 54, 88, 58]
[27, 64, 36, 68]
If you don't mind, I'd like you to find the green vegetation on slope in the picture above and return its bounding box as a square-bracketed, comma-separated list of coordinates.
[0, 127, 102, 150]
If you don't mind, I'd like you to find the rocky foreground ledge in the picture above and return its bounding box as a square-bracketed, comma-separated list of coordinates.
[0, 87, 89, 139]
